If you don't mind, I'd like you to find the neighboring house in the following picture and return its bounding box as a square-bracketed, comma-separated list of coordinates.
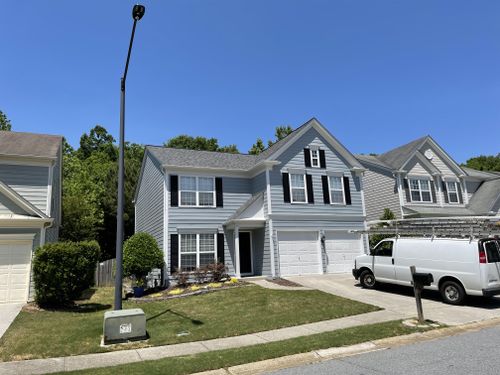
[135, 118, 368, 280]
[0, 131, 62, 304]
[357, 136, 500, 222]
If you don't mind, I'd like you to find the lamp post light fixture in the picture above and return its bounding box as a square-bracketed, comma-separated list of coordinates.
[114, 4, 146, 311]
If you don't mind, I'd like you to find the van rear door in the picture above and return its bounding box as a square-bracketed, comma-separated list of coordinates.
[481, 240, 500, 293]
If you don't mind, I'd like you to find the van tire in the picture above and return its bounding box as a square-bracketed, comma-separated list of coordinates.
[360, 270, 376, 289]
[440, 280, 466, 305]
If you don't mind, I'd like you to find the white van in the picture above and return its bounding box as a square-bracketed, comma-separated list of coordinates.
[352, 237, 500, 304]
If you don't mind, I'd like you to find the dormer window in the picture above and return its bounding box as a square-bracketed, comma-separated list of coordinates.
[311, 149, 320, 168]
[409, 178, 433, 203]
[446, 181, 459, 203]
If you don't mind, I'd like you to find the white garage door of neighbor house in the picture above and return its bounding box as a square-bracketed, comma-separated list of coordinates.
[278, 231, 321, 276]
[325, 232, 362, 273]
[0, 242, 32, 304]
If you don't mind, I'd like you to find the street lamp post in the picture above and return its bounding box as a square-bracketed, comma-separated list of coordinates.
[114, 4, 145, 311]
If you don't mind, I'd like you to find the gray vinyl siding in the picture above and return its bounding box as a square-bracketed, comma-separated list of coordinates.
[0, 192, 28, 215]
[0, 164, 49, 212]
[135, 153, 164, 252]
[362, 166, 402, 221]
[252, 171, 268, 216]
[269, 127, 364, 216]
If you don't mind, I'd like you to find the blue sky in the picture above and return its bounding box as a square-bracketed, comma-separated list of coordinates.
[1, 1, 499, 162]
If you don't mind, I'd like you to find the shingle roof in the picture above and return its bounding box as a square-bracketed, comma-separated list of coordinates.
[0, 131, 62, 159]
[377, 136, 429, 169]
[468, 178, 500, 214]
[355, 154, 393, 170]
[462, 167, 499, 180]
[147, 146, 259, 171]
[402, 205, 476, 217]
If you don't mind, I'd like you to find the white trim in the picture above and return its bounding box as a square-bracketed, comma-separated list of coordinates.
[40, 227, 46, 247]
[269, 213, 365, 221]
[239, 231, 254, 276]
[317, 231, 323, 274]
[0, 157, 54, 167]
[178, 175, 216, 208]
[0, 233, 36, 241]
[396, 173, 405, 217]
[268, 219, 276, 277]
[289, 173, 308, 204]
[445, 181, 460, 204]
[265, 168, 276, 277]
[436, 176, 444, 207]
[178, 232, 217, 271]
[408, 177, 433, 203]
[327, 175, 345, 205]
[46, 164, 53, 216]
[265, 168, 272, 216]
[0, 218, 52, 228]
[163, 171, 169, 268]
[462, 177, 469, 205]
[310, 149, 320, 168]
[234, 226, 240, 277]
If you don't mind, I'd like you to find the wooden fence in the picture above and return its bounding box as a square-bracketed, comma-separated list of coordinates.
[94, 258, 116, 287]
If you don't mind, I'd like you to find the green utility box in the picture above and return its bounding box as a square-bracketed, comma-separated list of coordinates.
[103, 308, 147, 344]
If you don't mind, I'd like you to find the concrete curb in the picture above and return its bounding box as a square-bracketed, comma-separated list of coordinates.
[191, 316, 500, 375]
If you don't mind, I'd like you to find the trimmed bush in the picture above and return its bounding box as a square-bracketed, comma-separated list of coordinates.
[123, 232, 164, 285]
[33, 241, 100, 307]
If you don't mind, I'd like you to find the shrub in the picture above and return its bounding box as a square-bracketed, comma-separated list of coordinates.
[206, 262, 228, 282]
[33, 241, 100, 307]
[123, 232, 164, 284]
[173, 270, 190, 287]
[193, 267, 208, 284]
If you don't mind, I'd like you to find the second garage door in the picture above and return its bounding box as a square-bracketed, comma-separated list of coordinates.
[0, 242, 32, 304]
[278, 231, 321, 276]
[324, 231, 362, 273]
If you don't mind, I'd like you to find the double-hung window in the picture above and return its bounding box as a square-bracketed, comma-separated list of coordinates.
[179, 233, 216, 271]
[290, 173, 307, 203]
[329, 176, 345, 204]
[446, 181, 459, 203]
[179, 176, 215, 207]
[310, 149, 320, 168]
[409, 178, 432, 203]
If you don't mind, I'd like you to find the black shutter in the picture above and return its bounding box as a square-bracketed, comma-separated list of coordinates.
[430, 181, 437, 203]
[457, 182, 464, 204]
[304, 149, 311, 167]
[442, 181, 449, 203]
[217, 233, 225, 263]
[403, 178, 411, 203]
[215, 177, 223, 207]
[306, 174, 314, 204]
[321, 175, 330, 204]
[170, 175, 178, 207]
[343, 176, 352, 205]
[170, 234, 179, 274]
[319, 149, 326, 168]
[282, 173, 291, 203]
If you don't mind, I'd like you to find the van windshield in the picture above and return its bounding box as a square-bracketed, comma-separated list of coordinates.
[484, 241, 500, 263]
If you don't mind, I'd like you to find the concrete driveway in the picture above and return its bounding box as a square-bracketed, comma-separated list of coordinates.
[0, 304, 23, 339]
[288, 274, 500, 326]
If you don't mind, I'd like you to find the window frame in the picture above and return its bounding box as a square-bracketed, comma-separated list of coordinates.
[179, 233, 217, 271]
[409, 178, 433, 203]
[446, 181, 459, 204]
[327, 175, 345, 205]
[372, 240, 393, 257]
[289, 173, 308, 204]
[310, 149, 320, 168]
[178, 175, 216, 208]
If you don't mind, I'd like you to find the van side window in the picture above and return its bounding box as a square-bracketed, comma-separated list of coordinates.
[374, 241, 393, 257]
[484, 241, 500, 263]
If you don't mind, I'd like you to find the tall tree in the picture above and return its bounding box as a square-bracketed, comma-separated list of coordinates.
[0, 110, 12, 131]
[79, 125, 116, 160]
[464, 154, 500, 172]
[164, 134, 239, 153]
[249, 138, 266, 155]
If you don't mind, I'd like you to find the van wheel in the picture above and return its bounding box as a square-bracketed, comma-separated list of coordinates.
[360, 270, 376, 289]
[440, 280, 466, 305]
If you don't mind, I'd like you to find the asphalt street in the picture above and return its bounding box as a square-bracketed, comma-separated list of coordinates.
[269, 325, 500, 375]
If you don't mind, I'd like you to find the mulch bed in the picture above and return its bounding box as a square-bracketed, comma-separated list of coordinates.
[266, 278, 303, 287]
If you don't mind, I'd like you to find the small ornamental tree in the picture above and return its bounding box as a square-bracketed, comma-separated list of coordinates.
[369, 208, 397, 249]
[33, 241, 100, 307]
[123, 232, 164, 285]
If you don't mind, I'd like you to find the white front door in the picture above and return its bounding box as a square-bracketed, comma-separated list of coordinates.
[324, 231, 363, 273]
[278, 231, 321, 276]
[0, 242, 32, 304]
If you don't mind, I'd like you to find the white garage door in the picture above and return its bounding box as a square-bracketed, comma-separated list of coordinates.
[278, 231, 321, 276]
[324, 231, 363, 273]
[0, 242, 32, 304]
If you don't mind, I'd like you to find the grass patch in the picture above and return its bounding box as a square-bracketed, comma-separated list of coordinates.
[63, 320, 434, 375]
[0, 285, 379, 361]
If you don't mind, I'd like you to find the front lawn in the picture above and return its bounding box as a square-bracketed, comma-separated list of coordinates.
[0, 285, 380, 361]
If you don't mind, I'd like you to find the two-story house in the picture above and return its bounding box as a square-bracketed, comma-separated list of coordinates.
[357, 136, 500, 222]
[0, 131, 62, 304]
[135, 118, 368, 280]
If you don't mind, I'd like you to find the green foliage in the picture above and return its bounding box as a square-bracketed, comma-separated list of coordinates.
[0, 110, 12, 131]
[123, 232, 164, 281]
[464, 154, 500, 172]
[248, 138, 266, 155]
[78, 125, 116, 160]
[32, 241, 100, 306]
[164, 135, 239, 153]
[369, 208, 397, 248]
